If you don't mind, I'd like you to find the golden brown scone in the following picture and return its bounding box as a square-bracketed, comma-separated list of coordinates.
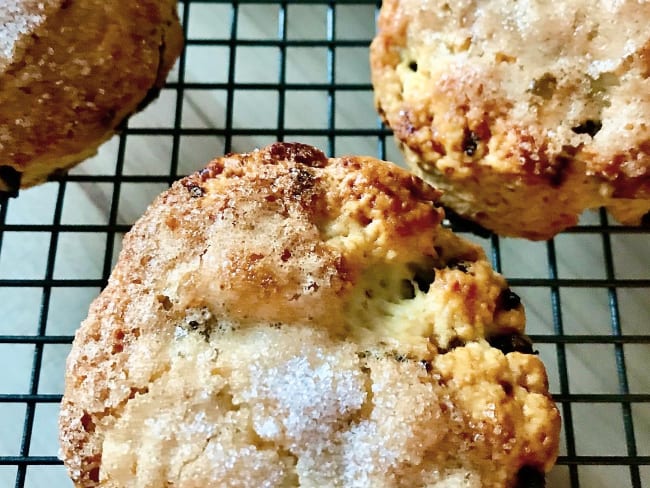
[370, 0, 650, 240]
[0, 0, 183, 194]
[59, 142, 560, 487]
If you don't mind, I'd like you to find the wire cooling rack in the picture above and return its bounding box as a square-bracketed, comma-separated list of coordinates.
[0, 1, 648, 487]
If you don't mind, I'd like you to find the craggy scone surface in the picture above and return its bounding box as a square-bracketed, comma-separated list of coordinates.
[59, 143, 560, 487]
[371, 0, 650, 239]
[0, 0, 182, 193]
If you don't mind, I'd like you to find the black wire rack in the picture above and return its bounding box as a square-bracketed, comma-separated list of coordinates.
[0, 1, 649, 487]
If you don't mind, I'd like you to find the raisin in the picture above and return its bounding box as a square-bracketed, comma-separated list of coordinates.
[413, 267, 435, 293]
[156, 294, 173, 311]
[641, 211, 650, 227]
[89, 467, 100, 483]
[408, 61, 418, 72]
[462, 129, 480, 156]
[447, 260, 469, 273]
[571, 119, 602, 137]
[439, 337, 464, 354]
[499, 288, 521, 311]
[80, 412, 95, 433]
[443, 207, 492, 238]
[288, 166, 316, 196]
[393, 352, 408, 362]
[186, 184, 204, 198]
[515, 466, 545, 488]
[549, 146, 576, 187]
[488, 332, 535, 355]
[420, 359, 433, 373]
[0, 166, 22, 197]
[268, 142, 327, 167]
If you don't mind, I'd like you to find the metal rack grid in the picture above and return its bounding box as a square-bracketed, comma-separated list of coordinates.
[0, 0, 648, 487]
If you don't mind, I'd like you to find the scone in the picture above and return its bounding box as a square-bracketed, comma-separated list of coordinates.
[59, 142, 560, 487]
[0, 0, 183, 195]
[370, 0, 650, 239]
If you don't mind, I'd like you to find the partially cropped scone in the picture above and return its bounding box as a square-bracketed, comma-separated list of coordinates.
[59, 142, 560, 487]
[0, 0, 182, 194]
[371, 0, 650, 239]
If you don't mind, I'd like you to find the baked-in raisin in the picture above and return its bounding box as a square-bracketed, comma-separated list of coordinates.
[571, 119, 602, 137]
[439, 337, 464, 354]
[443, 207, 492, 238]
[0, 166, 22, 197]
[420, 359, 433, 373]
[413, 267, 435, 293]
[268, 142, 327, 167]
[515, 466, 545, 488]
[488, 332, 535, 355]
[462, 129, 480, 156]
[641, 211, 650, 227]
[447, 260, 469, 273]
[187, 184, 204, 198]
[499, 288, 521, 310]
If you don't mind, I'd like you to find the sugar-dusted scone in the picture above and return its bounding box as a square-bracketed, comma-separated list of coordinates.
[0, 0, 183, 195]
[59, 142, 560, 487]
[370, 0, 650, 240]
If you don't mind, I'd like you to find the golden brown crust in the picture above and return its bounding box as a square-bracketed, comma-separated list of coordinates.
[370, 0, 650, 239]
[0, 0, 183, 193]
[59, 142, 560, 487]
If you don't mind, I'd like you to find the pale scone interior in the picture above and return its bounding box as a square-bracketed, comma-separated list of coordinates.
[59, 143, 560, 487]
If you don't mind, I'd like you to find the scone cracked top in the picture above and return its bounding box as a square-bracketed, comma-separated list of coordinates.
[370, 0, 650, 239]
[59, 142, 560, 487]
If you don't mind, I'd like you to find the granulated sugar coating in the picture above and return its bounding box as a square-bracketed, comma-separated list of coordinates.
[0, 0, 182, 193]
[0, 0, 50, 65]
[59, 143, 560, 487]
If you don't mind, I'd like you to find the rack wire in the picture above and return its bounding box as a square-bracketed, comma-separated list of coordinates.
[0, 0, 648, 487]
